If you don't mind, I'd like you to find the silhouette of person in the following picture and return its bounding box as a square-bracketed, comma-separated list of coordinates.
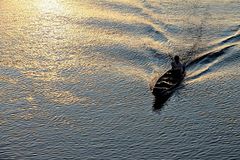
[171, 55, 185, 77]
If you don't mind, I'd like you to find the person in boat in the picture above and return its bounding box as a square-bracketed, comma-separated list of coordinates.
[171, 55, 185, 77]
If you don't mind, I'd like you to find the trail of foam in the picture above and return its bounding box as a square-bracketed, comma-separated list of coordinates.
[186, 45, 239, 83]
[186, 44, 236, 67]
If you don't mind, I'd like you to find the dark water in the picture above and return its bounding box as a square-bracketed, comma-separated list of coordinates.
[0, 0, 240, 159]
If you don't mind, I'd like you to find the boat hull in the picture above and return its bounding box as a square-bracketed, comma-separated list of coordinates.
[152, 69, 185, 108]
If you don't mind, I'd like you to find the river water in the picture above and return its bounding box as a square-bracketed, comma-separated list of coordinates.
[0, 0, 240, 159]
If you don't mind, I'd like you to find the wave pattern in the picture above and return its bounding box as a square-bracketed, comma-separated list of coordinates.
[0, 0, 240, 159]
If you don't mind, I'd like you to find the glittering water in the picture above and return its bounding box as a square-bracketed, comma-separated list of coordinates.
[0, 0, 240, 159]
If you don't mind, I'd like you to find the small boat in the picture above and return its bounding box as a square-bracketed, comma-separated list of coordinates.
[152, 69, 185, 96]
[152, 69, 185, 108]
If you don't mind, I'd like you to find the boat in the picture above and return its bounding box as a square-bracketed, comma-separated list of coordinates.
[152, 69, 185, 109]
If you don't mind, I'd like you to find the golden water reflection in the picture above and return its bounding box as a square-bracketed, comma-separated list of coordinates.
[1, 0, 237, 107]
[35, 0, 64, 13]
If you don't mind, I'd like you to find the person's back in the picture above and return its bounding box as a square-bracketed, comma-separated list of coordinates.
[171, 55, 185, 75]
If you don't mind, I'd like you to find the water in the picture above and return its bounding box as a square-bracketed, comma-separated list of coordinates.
[0, 0, 239, 159]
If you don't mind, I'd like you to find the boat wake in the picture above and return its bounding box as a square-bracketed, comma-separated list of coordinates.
[186, 29, 239, 82]
[152, 28, 239, 109]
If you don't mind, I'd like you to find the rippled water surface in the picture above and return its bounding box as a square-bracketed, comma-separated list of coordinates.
[0, 0, 240, 159]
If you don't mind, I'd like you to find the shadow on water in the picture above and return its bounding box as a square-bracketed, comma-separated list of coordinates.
[152, 84, 185, 111]
[152, 93, 172, 111]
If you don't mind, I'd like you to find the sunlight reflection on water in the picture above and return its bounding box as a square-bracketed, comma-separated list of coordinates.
[35, 0, 64, 13]
[0, 0, 240, 159]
